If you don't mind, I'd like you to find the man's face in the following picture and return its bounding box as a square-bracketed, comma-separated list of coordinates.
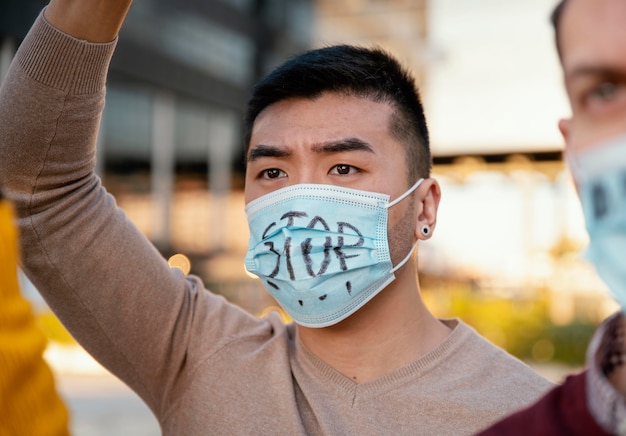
[244, 92, 419, 264]
[559, 0, 626, 152]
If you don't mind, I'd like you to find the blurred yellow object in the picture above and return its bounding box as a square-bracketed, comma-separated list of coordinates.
[259, 305, 292, 324]
[168, 253, 191, 275]
[0, 199, 70, 436]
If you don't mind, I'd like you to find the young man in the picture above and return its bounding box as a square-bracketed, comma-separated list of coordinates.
[0, 1, 551, 433]
[479, 0, 626, 433]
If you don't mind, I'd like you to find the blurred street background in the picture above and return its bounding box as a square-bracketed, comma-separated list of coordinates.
[1, 0, 612, 434]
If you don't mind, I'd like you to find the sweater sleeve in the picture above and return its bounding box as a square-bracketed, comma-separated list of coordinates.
[585, 313, 626, 434]
[475, 371, 609, 436]
[0, 200, 70, 436]
[0, 11, 256, 419]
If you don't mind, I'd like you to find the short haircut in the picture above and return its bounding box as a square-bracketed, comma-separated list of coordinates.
[550, 0, 569, 60]
[243, 45, 432, 181]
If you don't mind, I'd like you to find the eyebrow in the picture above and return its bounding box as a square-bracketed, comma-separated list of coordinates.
[247, 145, 291, 162]
[311, 138, 375, 154]
[565, 65, 626, 82]
[247, 137, 375, 162]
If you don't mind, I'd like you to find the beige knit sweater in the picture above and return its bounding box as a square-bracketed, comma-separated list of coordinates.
[0, 13, 552, 435]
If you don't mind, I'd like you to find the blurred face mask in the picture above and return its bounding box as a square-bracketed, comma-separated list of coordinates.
[567, 134, 626, 309]
[244, 179, 423, 328]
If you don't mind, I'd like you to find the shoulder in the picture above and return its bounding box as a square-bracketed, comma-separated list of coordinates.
[443, 318, 554, 393]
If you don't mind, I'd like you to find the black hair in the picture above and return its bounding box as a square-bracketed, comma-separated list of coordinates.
[550, 0, 569, 60]
[243, 44, 431, 181]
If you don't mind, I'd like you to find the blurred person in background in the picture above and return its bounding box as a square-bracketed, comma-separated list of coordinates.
[0, 0, 552, 434]
[0, 189, 70, 436]
[479, 0, 626, 433]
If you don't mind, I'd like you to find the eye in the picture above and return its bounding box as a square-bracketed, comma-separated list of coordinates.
[261, 168, 286, 179]
[571, 75, 626, 117]
[588, 81, 619, 102]
[330, 164, 358, 175]
[581, 79, 626, 114]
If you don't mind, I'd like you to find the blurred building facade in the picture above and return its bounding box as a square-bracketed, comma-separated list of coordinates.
[314, 0, 428, 86]
[0, 0, 314, 174]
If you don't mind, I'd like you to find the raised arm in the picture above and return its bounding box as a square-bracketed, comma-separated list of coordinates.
[0, 0, 246, 420]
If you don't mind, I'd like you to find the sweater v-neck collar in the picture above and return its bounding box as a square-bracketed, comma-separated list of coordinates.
[291, 318, 467, 396]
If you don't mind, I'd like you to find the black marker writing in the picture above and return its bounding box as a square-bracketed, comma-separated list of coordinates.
[260, 211, 364, 281]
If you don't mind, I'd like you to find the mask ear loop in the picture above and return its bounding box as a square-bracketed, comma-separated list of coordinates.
[386, 178, 424, 209]
[385, 178, 424, 272]
[391, 240, 419, 273]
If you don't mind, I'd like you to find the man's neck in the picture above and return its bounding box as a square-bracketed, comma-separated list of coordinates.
[296, 268, 451, 383]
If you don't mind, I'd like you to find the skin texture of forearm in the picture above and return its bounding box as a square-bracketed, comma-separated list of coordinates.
[44, 0, 133, 42]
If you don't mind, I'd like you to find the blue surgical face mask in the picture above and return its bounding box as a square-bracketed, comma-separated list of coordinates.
[567, 134, 626, 310]
[244, 179, 424, 328]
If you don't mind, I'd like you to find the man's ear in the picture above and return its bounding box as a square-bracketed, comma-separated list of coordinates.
[558, 118, 571, 144]
[414, 178, 441, 240]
